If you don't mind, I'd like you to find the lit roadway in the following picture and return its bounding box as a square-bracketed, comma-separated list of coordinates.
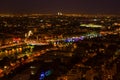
[0, 42, 26, 50]
[0, 47, 59, 80]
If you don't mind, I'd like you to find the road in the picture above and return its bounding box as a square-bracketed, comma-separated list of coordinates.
[1, 46, 74, 80]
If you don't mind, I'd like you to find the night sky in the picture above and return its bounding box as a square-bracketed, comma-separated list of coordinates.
[0, 0, 120, 14]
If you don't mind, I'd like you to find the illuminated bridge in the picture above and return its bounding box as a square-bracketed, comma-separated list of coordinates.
[26, 41, 49, 46]
[0, 42, 34, 60]
[25, 32, 102, 46]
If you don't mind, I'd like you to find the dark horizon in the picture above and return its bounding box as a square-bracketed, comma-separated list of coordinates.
[0, 0, 120, 15]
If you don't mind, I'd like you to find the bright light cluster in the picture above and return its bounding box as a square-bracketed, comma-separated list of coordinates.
[80, 24, 102, 28]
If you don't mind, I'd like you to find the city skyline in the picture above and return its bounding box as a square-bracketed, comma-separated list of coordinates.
[0, 0, 120, 15]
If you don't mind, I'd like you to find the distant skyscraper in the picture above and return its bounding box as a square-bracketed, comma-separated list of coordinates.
[57, 12, 63, 16]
